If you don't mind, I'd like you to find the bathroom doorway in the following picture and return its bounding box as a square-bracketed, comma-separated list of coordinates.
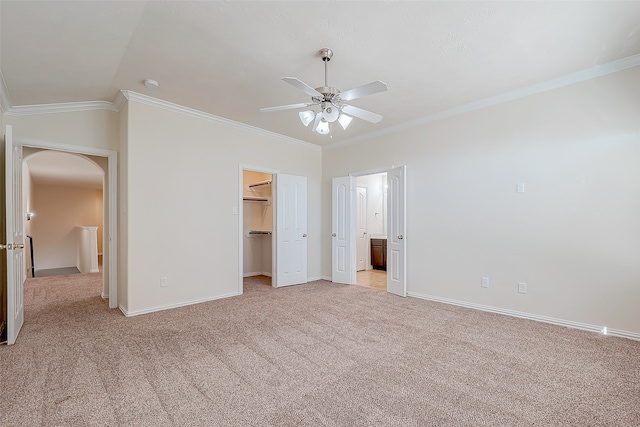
[355, 173, 387, 291]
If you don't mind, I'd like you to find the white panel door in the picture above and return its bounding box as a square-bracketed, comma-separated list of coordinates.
[356, 186, 367, 271]
[276, 174, 307, 287]
[4, 125, 25, 344]
[387, 166, 406, 297]
[332, 176, 356, 284]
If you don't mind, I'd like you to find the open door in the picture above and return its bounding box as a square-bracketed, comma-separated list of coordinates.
[387, 166, 406, 297]
[276, 174, 307, 287]
[3, 125, 25, 344]
[332, 176, 356, 284]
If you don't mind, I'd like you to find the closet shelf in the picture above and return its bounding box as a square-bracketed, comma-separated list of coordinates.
[248, 230, 272, 235]
[243, 196, 270, 202]
[248, 179, 272, 188]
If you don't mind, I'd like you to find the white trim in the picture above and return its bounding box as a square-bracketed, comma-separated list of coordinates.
[119, 292, 240, 317]
[16, 137, 119, 309]
[408, 291, 640, 342]
[307, 276, 327, 282]
[6, 101, 119, 116]
[324, 53, 640, 151]
[0, 71, 12, 114]
[122, 91, 320, 152]
[113, 91, 128, 112]
[101, 293, 109, 300]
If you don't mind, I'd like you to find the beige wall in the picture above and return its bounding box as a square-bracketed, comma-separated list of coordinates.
[4, 110, 119, 151]
[31, 184, 103, 271]
[323, 66, 640, 334]
[123, 100, 322, 314]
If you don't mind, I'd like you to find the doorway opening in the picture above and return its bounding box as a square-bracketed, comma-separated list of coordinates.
[355, 172, 387, 291]
[332, 165, 406, 296]
[23, 150, 105, 282]
[241, 169, 274, 288]
[238, 166, 309, 294]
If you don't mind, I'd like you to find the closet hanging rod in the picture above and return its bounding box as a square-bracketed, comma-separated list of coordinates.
[248, 230, 272, 235]
[248, 179, 272, 188]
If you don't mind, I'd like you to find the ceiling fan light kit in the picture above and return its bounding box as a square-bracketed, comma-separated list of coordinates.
[260, 48, 387, 136]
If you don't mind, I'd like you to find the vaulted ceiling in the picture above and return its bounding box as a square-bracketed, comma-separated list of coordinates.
[2, 1, 640, 147]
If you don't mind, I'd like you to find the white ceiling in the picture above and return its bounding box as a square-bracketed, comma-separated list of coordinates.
[25, 151, 103, 190]
[2, 1, 640, 147]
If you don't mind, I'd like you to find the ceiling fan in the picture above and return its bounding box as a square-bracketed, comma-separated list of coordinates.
[260, 48, 388, 135]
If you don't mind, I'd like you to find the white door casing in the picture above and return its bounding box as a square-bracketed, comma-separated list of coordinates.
[332, 176, 356, 284]
[5, 125, 25, 344]
[387, 166, 406, 297]
[356, 186, 367, 271]
[276, 174, 307, 287]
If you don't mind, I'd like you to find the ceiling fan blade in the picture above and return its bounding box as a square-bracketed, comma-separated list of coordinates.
[339, 80, 387, 102]
[341, 105, 383, 124]
[282, 77, 323, 98]
[260, 103, 313, 113]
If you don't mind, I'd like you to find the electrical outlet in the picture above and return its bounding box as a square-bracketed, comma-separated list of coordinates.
[481, 277, 489, 288]
[160, 277, 168, 287]
[518, 282, 526, 294]
[517, 183, 525, 193]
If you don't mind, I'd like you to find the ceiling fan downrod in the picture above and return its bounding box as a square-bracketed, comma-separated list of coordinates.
[315, 48, 340, 104]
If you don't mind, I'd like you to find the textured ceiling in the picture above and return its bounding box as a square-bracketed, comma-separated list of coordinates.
[2, 1, 640, 146]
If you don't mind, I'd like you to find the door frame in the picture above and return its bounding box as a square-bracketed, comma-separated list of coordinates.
[348, 165, 405, 292]
[15, 137, 118, 308]
[238, 164, 279, 294]
[356, 185, 368, 272]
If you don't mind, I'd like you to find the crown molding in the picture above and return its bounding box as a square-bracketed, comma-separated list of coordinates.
[113, 90, 128, 112]
[121, 90, 321, 152]
[324, 53, 640, 151]
[0, 71, 12, 114]
[5, 100, 119, 116]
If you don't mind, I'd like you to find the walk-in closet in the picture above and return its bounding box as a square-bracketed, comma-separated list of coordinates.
[242, 170, 273, 283]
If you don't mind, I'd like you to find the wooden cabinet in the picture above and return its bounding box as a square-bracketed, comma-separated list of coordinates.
[371, 238, 387, 270]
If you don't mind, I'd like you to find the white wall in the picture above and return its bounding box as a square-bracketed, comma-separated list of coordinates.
[123, 99, 322, 314]
[31, 184, 102, 271]
[323, 66, 640, 335]
[21, 160, 34, 275]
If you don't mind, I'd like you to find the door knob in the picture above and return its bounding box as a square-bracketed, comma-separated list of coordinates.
[303, 234, 307, 237]
[398, 235, 403, 240]
[0, 244, 6, 250]
[332, 233, 336, 237]
[15, 243, 25, 249]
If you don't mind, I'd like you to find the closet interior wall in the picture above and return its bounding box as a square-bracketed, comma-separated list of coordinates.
[242, 170, 273, 279]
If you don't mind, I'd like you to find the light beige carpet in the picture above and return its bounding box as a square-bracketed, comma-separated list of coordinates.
[1, 273, 639, 426]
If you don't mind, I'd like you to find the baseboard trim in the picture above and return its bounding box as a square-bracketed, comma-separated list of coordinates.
[408, 292, 640, 341]
[243, 272, 272, 278]
[119, 292, 241, 317]
[101, 293, 109, 300]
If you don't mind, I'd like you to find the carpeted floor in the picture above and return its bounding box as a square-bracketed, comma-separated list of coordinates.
[1, 273, 639, 426]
